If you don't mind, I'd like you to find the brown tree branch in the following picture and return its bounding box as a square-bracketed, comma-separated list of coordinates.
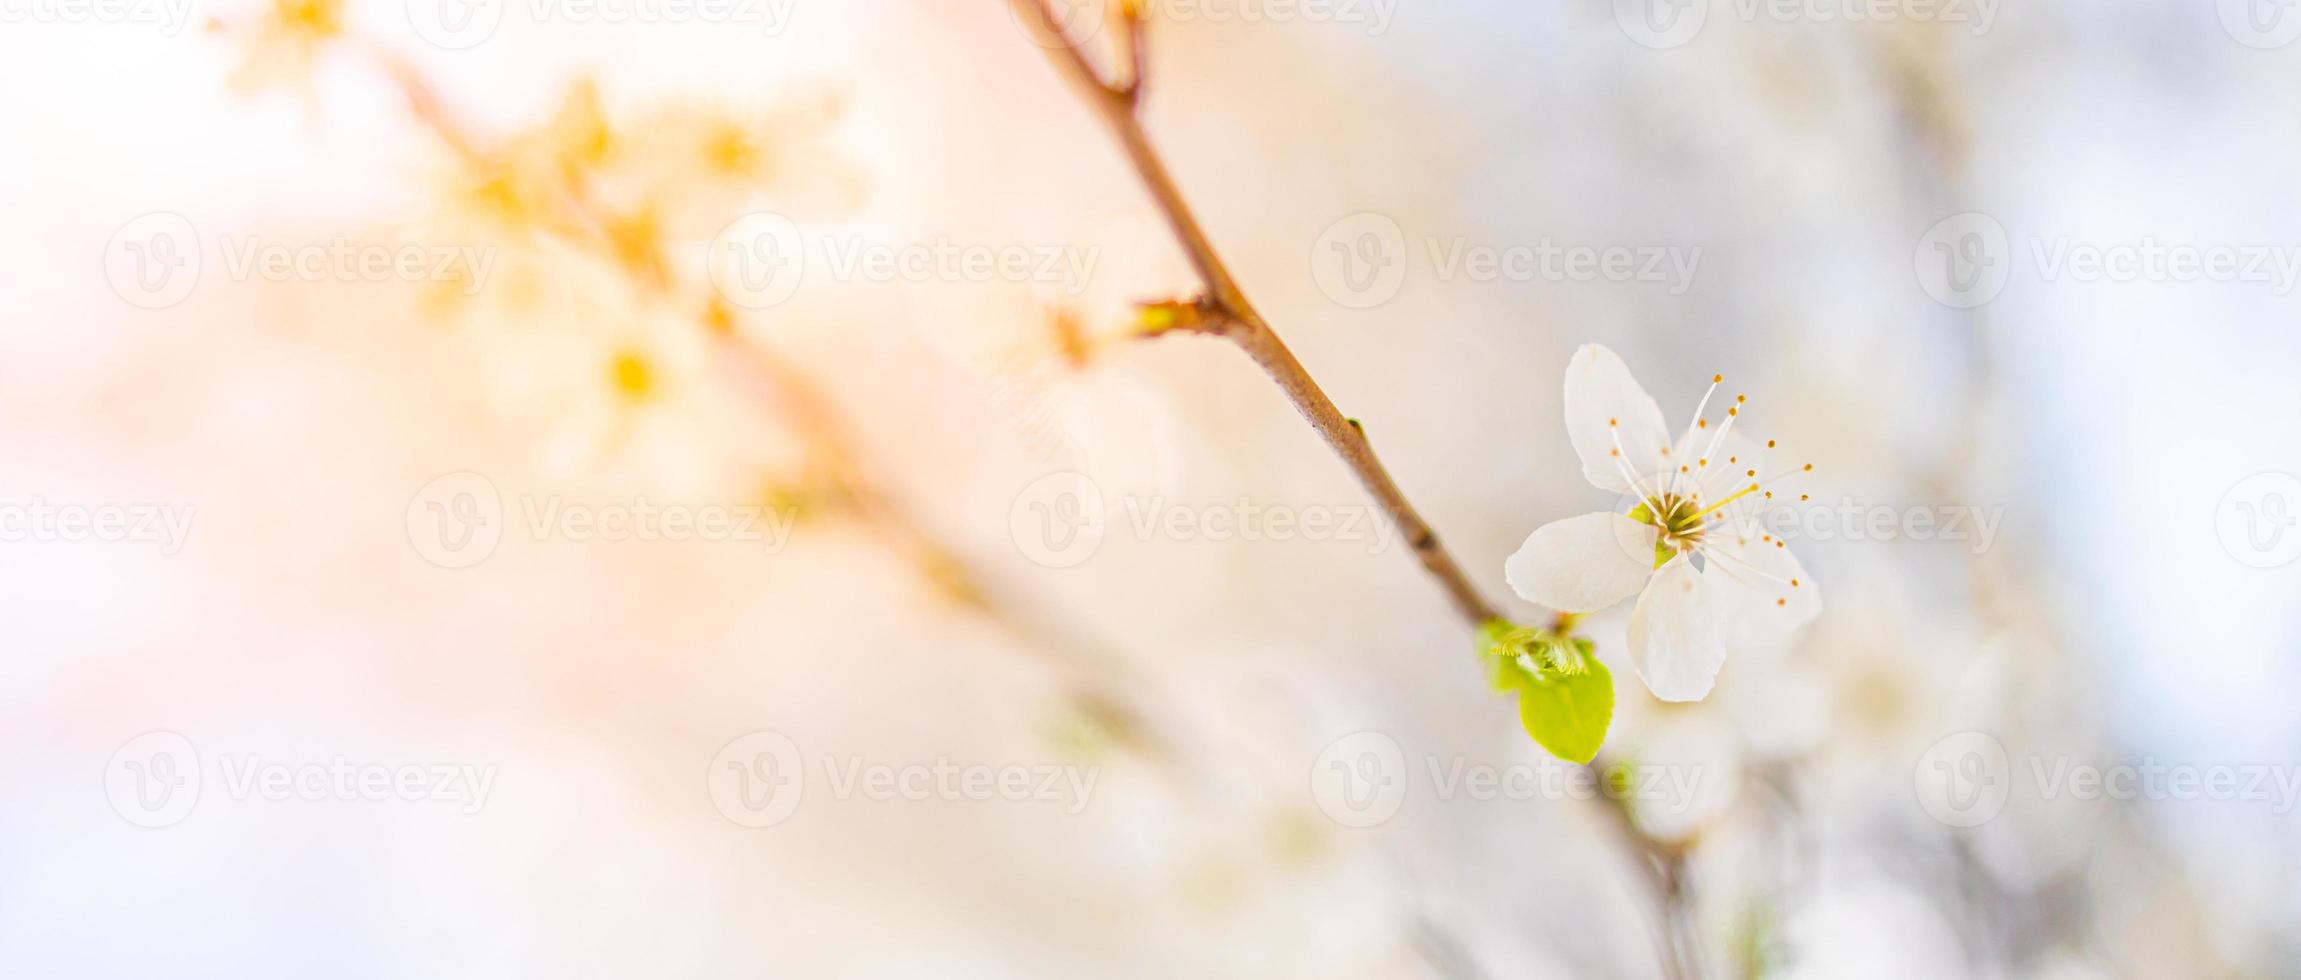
[1009, 0, 1500, 627]
[1008, 5, 1699, 977]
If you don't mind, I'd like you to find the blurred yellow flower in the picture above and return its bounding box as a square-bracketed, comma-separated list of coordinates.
[220, 0, 344, 97]
[613, 90, 867, 244]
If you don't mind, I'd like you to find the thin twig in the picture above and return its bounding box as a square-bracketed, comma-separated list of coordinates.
[1587, 768, 1702, 980]
[1009, 0, 1497, 626]
[1008, 4, 1697, 976]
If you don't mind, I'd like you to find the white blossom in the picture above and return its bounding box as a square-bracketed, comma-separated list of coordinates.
[1506, 344, 1821, 701]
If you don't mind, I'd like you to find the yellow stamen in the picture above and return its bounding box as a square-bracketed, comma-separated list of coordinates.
[1689, 482, 1762, 522]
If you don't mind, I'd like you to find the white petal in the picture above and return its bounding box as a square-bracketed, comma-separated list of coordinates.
[1627, 559, 1736, 702]
[1504, 512, 1660, 612]
[1704, 533, 1822, 638]
[1563, 344, 1672, 494]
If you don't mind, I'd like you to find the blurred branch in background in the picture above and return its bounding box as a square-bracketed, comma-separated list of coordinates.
[208, 2, 1227, 785]
[1871, 30, 2221, 977]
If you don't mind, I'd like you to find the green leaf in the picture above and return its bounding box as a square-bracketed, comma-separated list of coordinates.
[1475, 619, 1529, 692]
[1474, 622, 1615, 763]
[1514, 643, 1613, 765]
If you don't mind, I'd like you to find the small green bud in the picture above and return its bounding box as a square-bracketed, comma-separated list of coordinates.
[1474, 620, 1614, 764]
[1134, 299, 1201, 335]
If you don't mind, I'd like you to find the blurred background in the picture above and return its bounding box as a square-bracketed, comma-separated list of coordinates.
[5, 0, 2301, 976]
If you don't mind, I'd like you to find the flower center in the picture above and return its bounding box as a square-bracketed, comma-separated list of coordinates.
[1628, 492, 1707, 564]
[609, 349, 656, 402]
